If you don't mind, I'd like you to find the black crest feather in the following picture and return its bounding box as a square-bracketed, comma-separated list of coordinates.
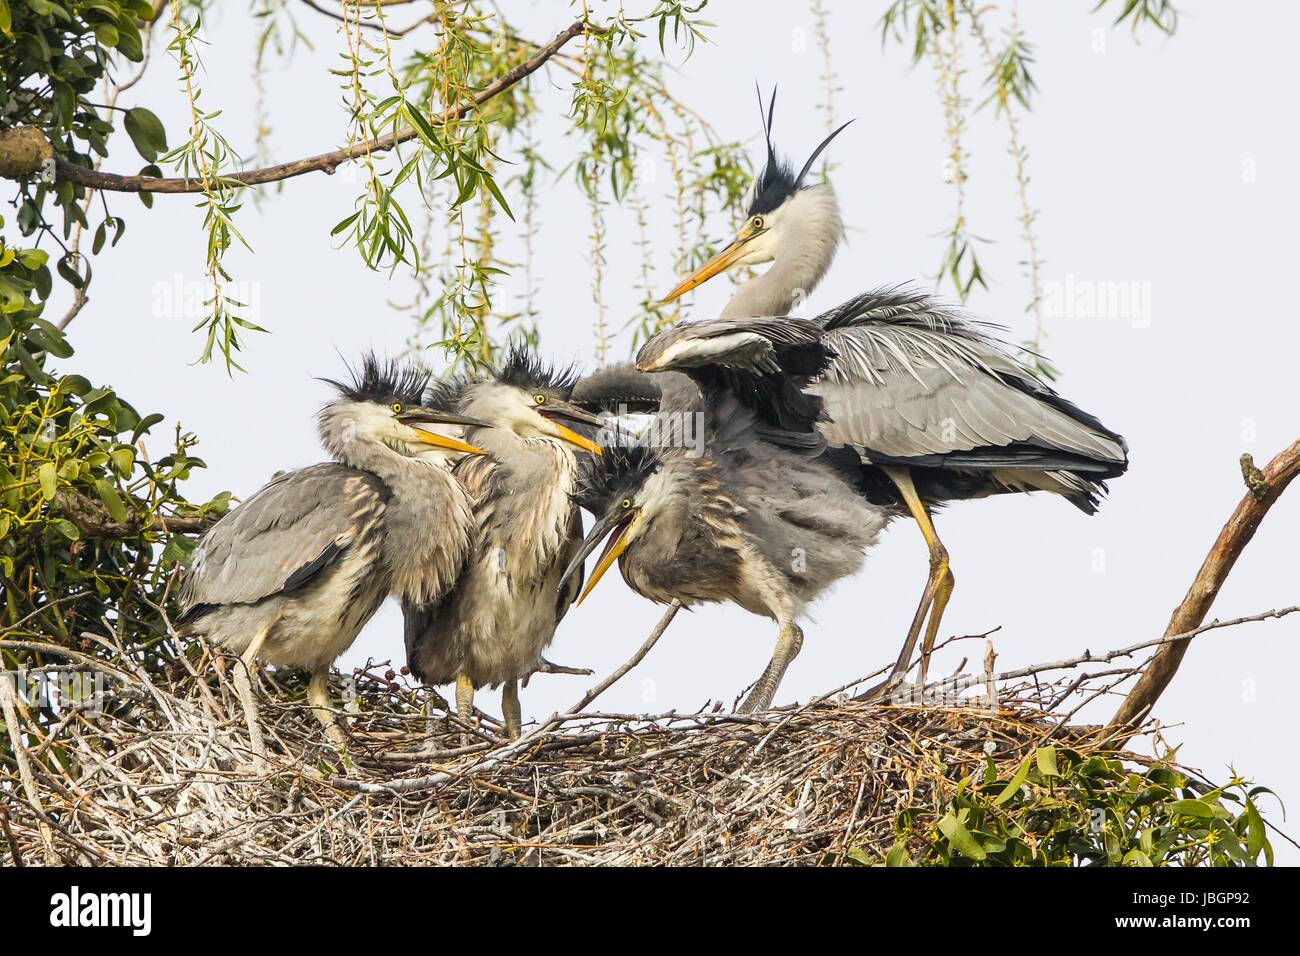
[746, 86, 852, 217]
[576, 445, 662, 514]
[323, 353, 431, 407]
[495, 342, 579, 396]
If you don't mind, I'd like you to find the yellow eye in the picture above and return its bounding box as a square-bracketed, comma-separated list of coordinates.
[534, 394, 547, 406]
[391, 402, 403, 414]
[620, 498, 633, 510]
[751, 215, 765, 230]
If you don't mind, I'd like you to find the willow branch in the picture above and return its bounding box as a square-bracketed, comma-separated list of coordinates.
[32, 20, 584, 194]
[1107, 439, 1300, 734]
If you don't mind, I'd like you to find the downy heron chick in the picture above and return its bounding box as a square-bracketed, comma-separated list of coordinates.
[657, 89, 1129, 694]
[403, 346, 606, 739]
[178, 356, 488, 753]
[562, 320, 889, 713]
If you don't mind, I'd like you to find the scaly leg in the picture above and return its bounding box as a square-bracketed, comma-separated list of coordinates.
[232, 627, 270, 769]
[455, 673, 475, 742]
[917, 568, 955, 692]
[738, 622, 804, 714]
[501, 679, 522, 740]
[306, 667, 348, 749]
[863, 467, 952, 701]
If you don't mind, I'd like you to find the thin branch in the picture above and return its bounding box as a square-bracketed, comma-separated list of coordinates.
[41, 20, 585, 194]
[566, 600, 682, 715]
[1108, 440, 1300, 733]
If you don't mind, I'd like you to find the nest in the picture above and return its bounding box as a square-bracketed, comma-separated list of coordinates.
[0, 630, 1157, 866]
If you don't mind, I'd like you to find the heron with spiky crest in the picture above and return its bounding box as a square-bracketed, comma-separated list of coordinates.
[562, 318, 889, 713]
[653, 89, 1129, 694]
[403, 345, 607, 739]
[177, 356, 490, 755]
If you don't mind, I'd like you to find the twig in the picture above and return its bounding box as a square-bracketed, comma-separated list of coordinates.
[565, 600, 681, 715]
[33, 21, 585, 194]
[1108, 439, 1300, 733]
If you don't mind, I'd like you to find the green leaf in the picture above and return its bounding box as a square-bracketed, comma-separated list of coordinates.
[994, 757, 1032, 806]
[938, 812, 987, 861]
[0, 1, 10, 35]
[50, 518, 80, 542]
[94, 479, 127, 523]
[1036, 746, 1060, 778]
[124, 107, 168, 163]
[37, 461, 57, 500]
[1169, 798, 1215, 819]
[1245, 798, 1271, 865]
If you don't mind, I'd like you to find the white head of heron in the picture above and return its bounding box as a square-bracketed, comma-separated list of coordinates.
[459, 380, 605, 457]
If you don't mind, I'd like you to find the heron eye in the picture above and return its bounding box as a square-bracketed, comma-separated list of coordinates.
[391, 402, 403, 414]
[620, 498, 632, 510]
[752, 215, 765, 230]
[534, 394, 547, 406]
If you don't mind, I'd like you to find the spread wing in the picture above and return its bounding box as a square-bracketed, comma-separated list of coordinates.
[811, 288, 1129, 477]
[634, 316, 832, 450]
[179, 463, 387, 616]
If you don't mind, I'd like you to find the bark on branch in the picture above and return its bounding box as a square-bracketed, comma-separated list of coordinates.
[1107, 439, 1300, 733]
[10, 20, 584, 194]
[54, 489, 220, 538]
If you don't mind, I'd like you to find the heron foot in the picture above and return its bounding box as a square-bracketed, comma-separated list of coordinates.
[737, 622, 803, 714]
[502, 679, 522, 740]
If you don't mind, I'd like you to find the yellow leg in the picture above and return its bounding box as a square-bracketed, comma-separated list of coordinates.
[865, 467, 952, 701]
[232, 628, 269, 769]
[739, 622, 804, 714]
[918, 568, 955, 691]
[455, 673, 475, 742]
[306, 668, 348, 750]
[502, 679, 521, 740]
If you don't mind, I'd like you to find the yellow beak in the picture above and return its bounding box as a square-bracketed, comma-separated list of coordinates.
[414, 430, 488, 456]
[660, 231, 758, 303]
[575, 512, 639, 606]
[552, 423, 604, 457]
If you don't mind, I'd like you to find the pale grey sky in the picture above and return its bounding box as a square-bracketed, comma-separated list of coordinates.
[50, 2, 1299, 859]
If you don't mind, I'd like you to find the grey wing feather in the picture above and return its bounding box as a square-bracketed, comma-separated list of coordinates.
[812, 288, 1128, 473]
[180, 463, 386, 611]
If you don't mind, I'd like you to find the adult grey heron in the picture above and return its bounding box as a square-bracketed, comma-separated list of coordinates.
[177, 356, 488, 753]
[654, 91, 1129, 693]
[403, 346, 606, 739]
[561, 318, 889, 713]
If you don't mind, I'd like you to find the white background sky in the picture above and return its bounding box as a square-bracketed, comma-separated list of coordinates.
[40, 2, 1299, 860]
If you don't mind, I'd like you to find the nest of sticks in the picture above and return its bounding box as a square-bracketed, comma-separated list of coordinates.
[0, 616, 1166, 867]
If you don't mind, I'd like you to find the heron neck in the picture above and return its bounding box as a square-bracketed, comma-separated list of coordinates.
[721, 187, 842, 319]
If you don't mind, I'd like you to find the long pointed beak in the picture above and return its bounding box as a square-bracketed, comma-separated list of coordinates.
[400, 410, 491, 456]
[660, 232, 757, 303]
[539, 403, 606, 456]
[559, 510, 638, 606]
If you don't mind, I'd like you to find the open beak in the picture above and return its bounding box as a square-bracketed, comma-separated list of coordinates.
[539, 402, 605, 457]
[559, 508, 640, 606]
[399, 410, 491, 456]
[660, 230, 761, 303]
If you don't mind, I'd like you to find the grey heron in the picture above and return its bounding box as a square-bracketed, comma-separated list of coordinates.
[177, 356, 489, 754]
[655, 90, 1129, 693]
[561, 318, 889, 713]
[403, 346, 606, 739]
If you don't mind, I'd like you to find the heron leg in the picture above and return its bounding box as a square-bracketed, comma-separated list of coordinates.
[918, 568, 955, 691]
[864, 467, 951, 701]
[501, 679, 522, 740]
[455, 673, 474, 743]
[306, 668, 348, 750]
[232, 628, 269, 770]
[738, 622, 804, 714]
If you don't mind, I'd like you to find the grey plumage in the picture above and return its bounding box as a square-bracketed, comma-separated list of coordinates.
[650, 94, 1130, 694]
[178, 354, 486, 750]
[565, 328, 887, 714]
[403, 345, 606, 739]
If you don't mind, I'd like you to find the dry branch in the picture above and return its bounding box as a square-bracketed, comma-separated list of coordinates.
[3, 21, 585, 195]
[1107, 440, 1300, 733]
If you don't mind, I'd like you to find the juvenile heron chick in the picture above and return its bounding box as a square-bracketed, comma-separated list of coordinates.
[403, 346, 606, 739]
[178, 355, 488, 754]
